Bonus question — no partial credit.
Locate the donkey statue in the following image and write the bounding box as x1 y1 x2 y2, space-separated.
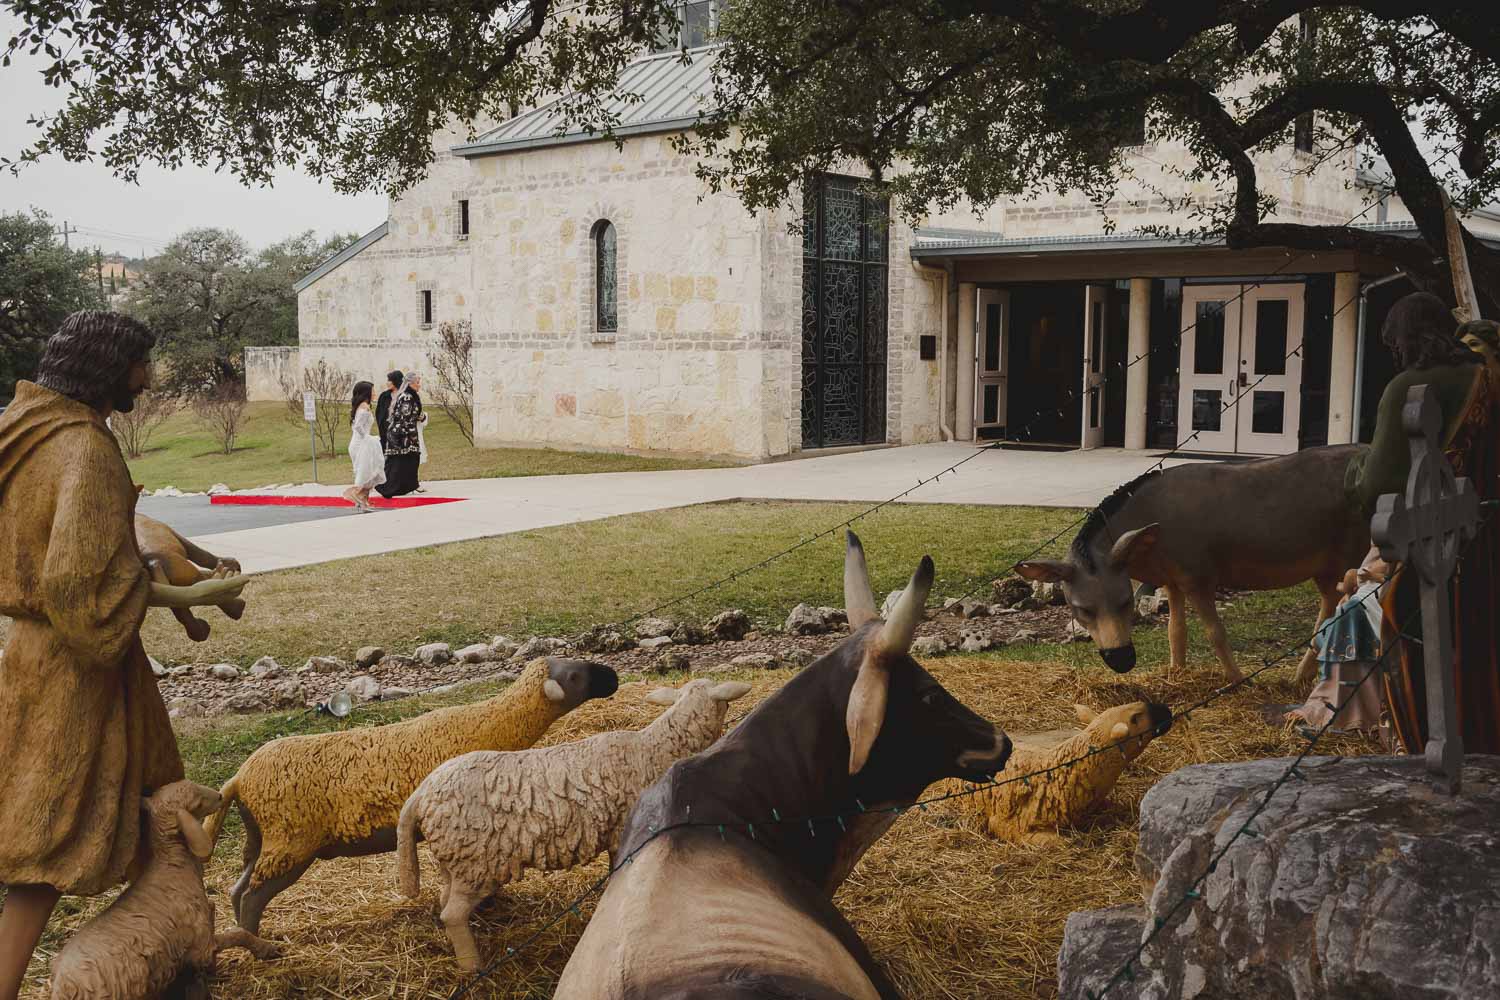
1015 446 1369 684
556 531 1011 999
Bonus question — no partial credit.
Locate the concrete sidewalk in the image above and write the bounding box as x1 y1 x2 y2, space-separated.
189 444 1196 574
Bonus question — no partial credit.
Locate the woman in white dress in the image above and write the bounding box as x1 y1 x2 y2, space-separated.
343 381 386 512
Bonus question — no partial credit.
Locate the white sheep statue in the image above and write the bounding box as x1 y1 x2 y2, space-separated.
396 678 751 970
937 701 1172 846
49 780 280 1000
202 656 619 936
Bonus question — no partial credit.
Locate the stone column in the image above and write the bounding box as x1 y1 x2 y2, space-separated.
1328 271 1360 445
1125 278 1152 450
956 282 976 440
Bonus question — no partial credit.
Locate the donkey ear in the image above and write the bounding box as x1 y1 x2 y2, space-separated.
1108 523 1160 568
846 655 891 775
844 530 879 629
1073 704 1098 725
1014 560 1073 584
177 808 214 861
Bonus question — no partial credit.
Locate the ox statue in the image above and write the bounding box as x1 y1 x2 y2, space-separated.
554 531 1011 999
1015 446 1370 683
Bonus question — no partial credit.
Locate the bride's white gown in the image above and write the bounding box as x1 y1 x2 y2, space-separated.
349 406 387 490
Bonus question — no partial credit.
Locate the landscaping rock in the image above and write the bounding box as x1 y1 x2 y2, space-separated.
1010 629 1040 645
514 636 568 660
912 635 953 657
207 482 230 496
488 635 519 659
155 486 183 498
346 675 382 703
415 642 453 666
1137 589 1170 618
249 656 282 679
653 650 692 674
1031 580 1067 606
380 687 415 702
207 663 241 680
166 696 206 719
781 648 815 669
354 646 385 668
956 599 990 619
149 656 167 678
223 690 270 714
990 576 1032 608
1062 619 1091 643
958 628 995 653
670 622 709 646
704 609 750 641
942 597 962 613
785 603 833 635
730 652 781 670
378 654 418 671
1060 755 1500 1000
634 617 677 640
167 664 193 678
816 606 848 627
455 643 492 664
880 589 904 619
272 679 305 708
572 626 634 655
988 604 1021 616
301 655 346 674
637 635 674 650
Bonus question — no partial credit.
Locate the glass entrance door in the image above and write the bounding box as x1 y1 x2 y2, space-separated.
1176 283 1304 454
974 289 1009 438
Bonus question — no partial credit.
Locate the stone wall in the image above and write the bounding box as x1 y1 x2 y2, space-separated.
245 346 299 401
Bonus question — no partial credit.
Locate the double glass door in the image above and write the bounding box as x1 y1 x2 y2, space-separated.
1177 283 1304 454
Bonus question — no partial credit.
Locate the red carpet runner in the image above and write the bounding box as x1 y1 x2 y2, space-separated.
209 494 463 509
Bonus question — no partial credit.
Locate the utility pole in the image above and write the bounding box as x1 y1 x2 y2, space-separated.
96 247 105 298
59 220 77 248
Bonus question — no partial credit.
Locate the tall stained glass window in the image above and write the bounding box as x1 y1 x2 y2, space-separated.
593 220 618 333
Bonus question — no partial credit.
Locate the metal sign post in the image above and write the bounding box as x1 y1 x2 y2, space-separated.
303 391 318 483
1370 383 1482 794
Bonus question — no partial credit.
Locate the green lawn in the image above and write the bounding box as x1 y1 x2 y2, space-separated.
121 401 729 491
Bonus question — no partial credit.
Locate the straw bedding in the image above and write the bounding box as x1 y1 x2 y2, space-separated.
23 655 1379 999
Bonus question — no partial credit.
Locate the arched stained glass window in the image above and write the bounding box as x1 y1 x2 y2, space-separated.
593 220 618 333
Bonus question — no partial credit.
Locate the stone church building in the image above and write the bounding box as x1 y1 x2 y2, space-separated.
288 21 1500 461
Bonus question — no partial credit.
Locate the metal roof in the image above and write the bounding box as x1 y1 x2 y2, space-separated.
453 46 719 157
293 222 389 292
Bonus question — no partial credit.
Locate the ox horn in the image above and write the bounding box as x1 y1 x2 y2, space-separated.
844 530 879 629
877 555 933 656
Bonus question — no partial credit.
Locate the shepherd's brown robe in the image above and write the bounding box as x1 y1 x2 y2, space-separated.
0 380 182 895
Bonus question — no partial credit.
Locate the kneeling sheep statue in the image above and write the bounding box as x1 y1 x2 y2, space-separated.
397 678 751 970
49 780 280 1000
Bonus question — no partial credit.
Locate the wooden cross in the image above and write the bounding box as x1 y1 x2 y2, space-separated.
1370 383 1482 794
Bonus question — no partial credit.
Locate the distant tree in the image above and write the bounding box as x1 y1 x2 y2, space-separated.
110 390 176 458
0 208 100 401
425 320 475 445
251 231 359 346
278 358 356 458
691 0 1500 313
2 1 703 195
192 384 248 455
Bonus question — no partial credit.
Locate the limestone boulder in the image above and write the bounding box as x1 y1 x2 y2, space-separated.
249 656 282 679
454 643 493 664
785 603 834 635
990 576 1033 608
488 635 520 659
513 636 568 660
354 646 385 668
149 656 168 678
780 648 816 669
670 621 709 646
1031 580 1067 606
208 663 241 680
637 635 674 651
167 696 206 719
415 642 453 666
730 652 780 670
300 656 346 674
571 626 634 655
1058 755 1500 1000
633 617 677 640
345 675 382 703
705 609 751 642
958 628 996 653
911 635 953 657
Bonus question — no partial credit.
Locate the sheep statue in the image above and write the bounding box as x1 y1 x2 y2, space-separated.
396 678 751 970
203 656 619 936
49 781 280 1000
938 701 1171 846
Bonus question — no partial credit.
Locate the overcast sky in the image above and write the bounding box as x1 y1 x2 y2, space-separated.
0 13 387 259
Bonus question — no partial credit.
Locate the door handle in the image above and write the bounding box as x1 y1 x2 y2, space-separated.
1238 371 1248 387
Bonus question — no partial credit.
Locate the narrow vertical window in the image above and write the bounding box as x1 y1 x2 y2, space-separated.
1294 14 1316 154
593 220 618 333
421 289 434 326
459 199 470 237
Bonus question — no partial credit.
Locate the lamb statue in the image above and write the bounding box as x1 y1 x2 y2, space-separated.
938 701 1172 845
396 678 752 970
49 780 280 1000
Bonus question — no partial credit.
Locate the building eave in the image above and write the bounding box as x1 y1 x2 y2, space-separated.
293 222 389 293
452 115 706 157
